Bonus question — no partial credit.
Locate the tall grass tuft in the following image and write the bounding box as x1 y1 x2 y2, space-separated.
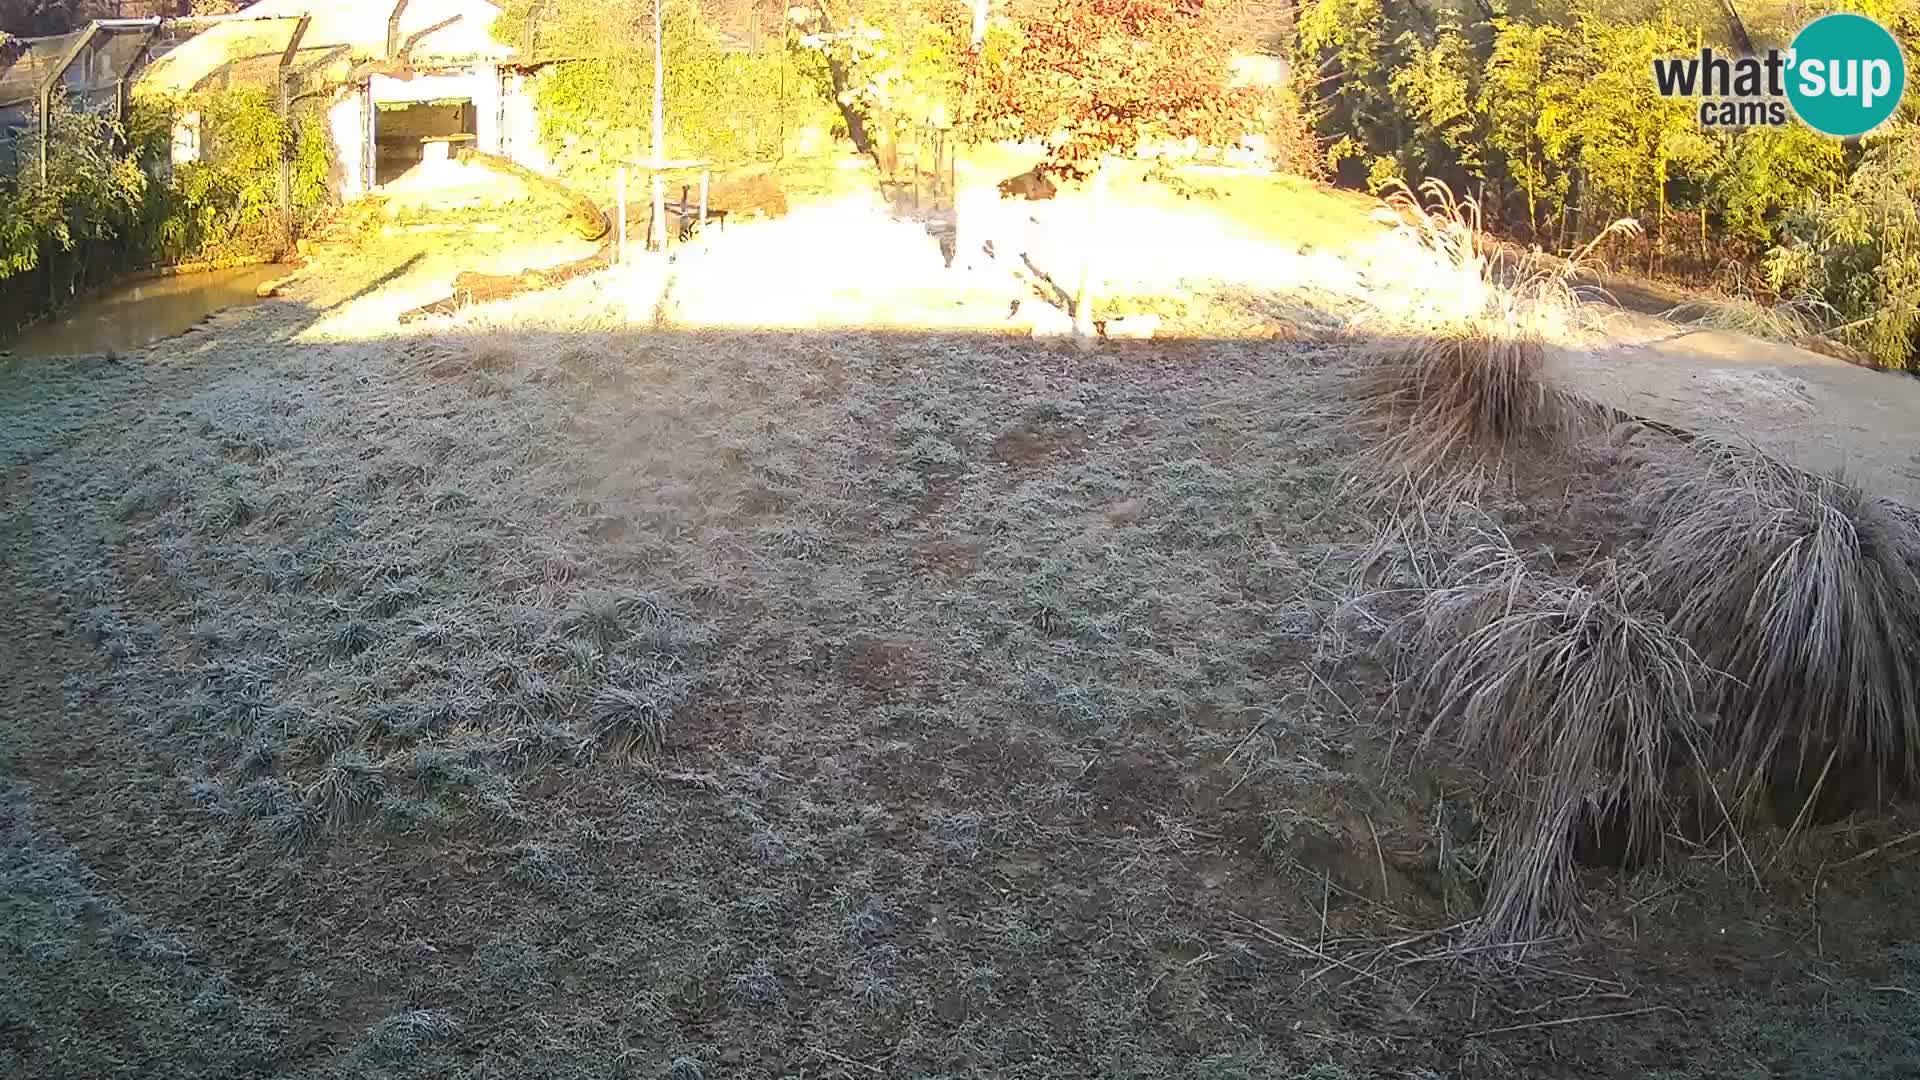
1348 180 1633 497
306 749 387 830
1662 294 1832 344
1635 439 1920 813
1393 533 1714 943
589 670 690 758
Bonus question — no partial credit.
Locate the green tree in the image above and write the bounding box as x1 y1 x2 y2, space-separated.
1769 124 1920 369
1548 11 1701 227
0 96 148 278
1388 19 1482 181
1479 19 1572 234
497 0 829 168
792 1 971 169
1295 0 1426 183
1709 126 1848 248
962 0 1258 178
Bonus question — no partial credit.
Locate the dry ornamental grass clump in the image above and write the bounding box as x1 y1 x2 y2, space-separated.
1347 180 1634 497
1663 294 1832 345
1393 534 1715 943
1634 439 1920 816
1392 440 1920 943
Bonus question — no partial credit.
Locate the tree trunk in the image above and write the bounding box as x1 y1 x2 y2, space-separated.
399 241 615 322
812 0 875 157
1719 0 1756 56
1072 159 1106 341
456 148 609 240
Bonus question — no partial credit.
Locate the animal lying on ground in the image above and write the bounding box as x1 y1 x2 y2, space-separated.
997 167 1058 201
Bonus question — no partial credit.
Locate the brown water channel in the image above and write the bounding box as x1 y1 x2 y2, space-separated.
2 264 283 358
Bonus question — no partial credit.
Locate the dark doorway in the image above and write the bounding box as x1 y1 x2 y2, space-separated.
373 99 476 186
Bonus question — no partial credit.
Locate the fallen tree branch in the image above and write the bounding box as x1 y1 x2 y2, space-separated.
397 240 613 323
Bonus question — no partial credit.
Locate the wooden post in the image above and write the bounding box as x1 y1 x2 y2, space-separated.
386 0 412 59
616 166 627 264
651 172 665 250
649 0 666 251
364 82 376 192
1072 157 1106 341
119 20 165 129
698 170 708 230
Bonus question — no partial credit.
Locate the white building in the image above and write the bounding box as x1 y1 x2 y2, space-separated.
138 0 556 200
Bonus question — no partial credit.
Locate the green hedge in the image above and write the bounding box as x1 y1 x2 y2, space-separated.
0 87 333 283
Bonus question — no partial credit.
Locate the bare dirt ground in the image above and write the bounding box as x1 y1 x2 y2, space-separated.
4 172 1920 1079
1552 311 1920 508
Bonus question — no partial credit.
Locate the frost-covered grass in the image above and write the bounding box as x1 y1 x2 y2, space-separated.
3 200 1916 1080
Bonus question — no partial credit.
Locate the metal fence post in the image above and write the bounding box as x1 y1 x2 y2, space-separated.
39 23 104 183
276 15 312 253
617 166 628 264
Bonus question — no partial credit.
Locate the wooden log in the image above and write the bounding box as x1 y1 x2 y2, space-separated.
453 147 611 242
256 271 301 298
396 240 614 323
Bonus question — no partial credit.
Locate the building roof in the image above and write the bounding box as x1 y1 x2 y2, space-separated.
138 0 515 96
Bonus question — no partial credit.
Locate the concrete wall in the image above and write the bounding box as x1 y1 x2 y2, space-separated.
327 90 366 200
500 72 552 173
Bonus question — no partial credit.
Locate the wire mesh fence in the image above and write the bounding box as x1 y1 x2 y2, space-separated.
0 13 324 332
2 1 836 332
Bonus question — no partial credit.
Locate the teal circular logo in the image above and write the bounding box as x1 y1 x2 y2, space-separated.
1787 13 1907 137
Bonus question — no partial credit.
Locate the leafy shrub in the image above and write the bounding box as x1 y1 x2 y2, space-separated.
0 98 151 279
1765 124 1920 370
139 89 333 262
1296 0 1909 310
960 0 1258 178
1707 126 1847 249
499 0 834 173
0 88 333 284
1264 82 1325 179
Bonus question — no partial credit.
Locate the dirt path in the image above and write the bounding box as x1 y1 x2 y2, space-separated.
1553 311 1920 507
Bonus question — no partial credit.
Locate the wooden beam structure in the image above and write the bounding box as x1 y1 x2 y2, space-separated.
386 0 413 60
116 20 164 126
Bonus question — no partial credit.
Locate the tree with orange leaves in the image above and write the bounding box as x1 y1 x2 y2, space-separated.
960 0 1257 179
955 0 1258 335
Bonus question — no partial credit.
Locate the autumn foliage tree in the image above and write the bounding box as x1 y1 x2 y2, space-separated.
958 0 1258 335
961 0 1257 179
